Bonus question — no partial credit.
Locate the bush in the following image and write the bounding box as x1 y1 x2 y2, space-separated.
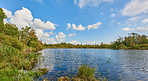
0 33 25 50
77 64 96 80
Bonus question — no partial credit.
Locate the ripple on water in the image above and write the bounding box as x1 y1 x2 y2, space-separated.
37 49 148 81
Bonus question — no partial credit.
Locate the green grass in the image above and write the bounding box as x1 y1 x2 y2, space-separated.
57 65 108 81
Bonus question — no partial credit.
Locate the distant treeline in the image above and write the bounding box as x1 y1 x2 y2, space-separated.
44 33 148 49
111 33 148 49
43 42 111 48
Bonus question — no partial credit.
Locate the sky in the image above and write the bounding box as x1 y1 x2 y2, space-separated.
0 0 148 45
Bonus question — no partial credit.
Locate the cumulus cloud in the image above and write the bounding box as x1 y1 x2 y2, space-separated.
136 27 148 32
3 7 56 30
48 37 57 44
141 18 148 23
72 24 85 31
49 31 54 35
122 27 148 32
56 32 66 42
35 29 57 44
68 41 80 45
68 22 102 31
35 29 49 39
85 41 98 45
121 0 148 16
122 28 134 31
74 0 113 8
9 7 33 29
30 18 56 30
67 23 71 30
68 33 76 37
2 8 12 18
87 22 102 30
110 14 116 17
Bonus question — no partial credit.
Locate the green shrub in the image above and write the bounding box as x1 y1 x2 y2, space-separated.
0 33 25 50
77 64 96 79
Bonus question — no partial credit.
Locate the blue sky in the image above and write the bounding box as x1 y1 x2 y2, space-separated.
0 0 148 44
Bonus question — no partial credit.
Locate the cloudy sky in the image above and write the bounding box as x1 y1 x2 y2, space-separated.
0 0 148 44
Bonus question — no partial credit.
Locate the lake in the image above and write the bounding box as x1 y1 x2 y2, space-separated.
38 49 148 81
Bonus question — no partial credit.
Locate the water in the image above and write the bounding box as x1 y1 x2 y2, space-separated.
38 49 148 81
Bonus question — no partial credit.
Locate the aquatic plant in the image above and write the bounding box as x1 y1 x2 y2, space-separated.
77 64 96 79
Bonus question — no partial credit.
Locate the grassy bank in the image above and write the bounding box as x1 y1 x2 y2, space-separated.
0 35 48 80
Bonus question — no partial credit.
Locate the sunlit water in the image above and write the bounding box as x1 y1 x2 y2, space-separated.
37 49 148 81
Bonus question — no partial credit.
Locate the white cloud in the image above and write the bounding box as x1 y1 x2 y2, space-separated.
88 22 102 30
35 29 57 44
2 8 12 18
67 23 71 30
30 18 56 30
68 33 76 37
48 37 57 44
72 24 85 31
35 29 49 42
122 28 134 31
121 0 148 16
136 27 148 32
85 41 98 45
4 7 56 31
3 19 7 24
56 32 66 42
68 41 80 45
9 7 33 30
49 31 53 35
35 29 49 39
122 27 148 32
110 14 116 17
69 22 102 31
141 18 148 23
74 0 113 8
127 16 144 22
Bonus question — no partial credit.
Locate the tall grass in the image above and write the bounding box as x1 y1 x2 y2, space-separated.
77 64 96 79
58 65 108 81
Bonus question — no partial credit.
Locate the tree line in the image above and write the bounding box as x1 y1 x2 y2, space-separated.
111 33 148 49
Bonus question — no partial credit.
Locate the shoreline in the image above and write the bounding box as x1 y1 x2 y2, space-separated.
43 48 148 50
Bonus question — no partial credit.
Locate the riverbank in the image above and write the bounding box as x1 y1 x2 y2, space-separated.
0 43 48 80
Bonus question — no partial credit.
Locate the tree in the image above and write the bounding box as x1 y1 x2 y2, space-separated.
0 8 7 32
3 23 19 38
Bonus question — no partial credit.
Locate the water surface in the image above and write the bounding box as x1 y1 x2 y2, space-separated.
38 49 148 81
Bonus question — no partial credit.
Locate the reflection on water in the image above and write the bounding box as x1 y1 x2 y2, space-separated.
38 49 148 81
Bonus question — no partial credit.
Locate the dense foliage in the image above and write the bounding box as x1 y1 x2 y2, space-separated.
0 8 7 33
0 8 46 81
111 33 148 49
